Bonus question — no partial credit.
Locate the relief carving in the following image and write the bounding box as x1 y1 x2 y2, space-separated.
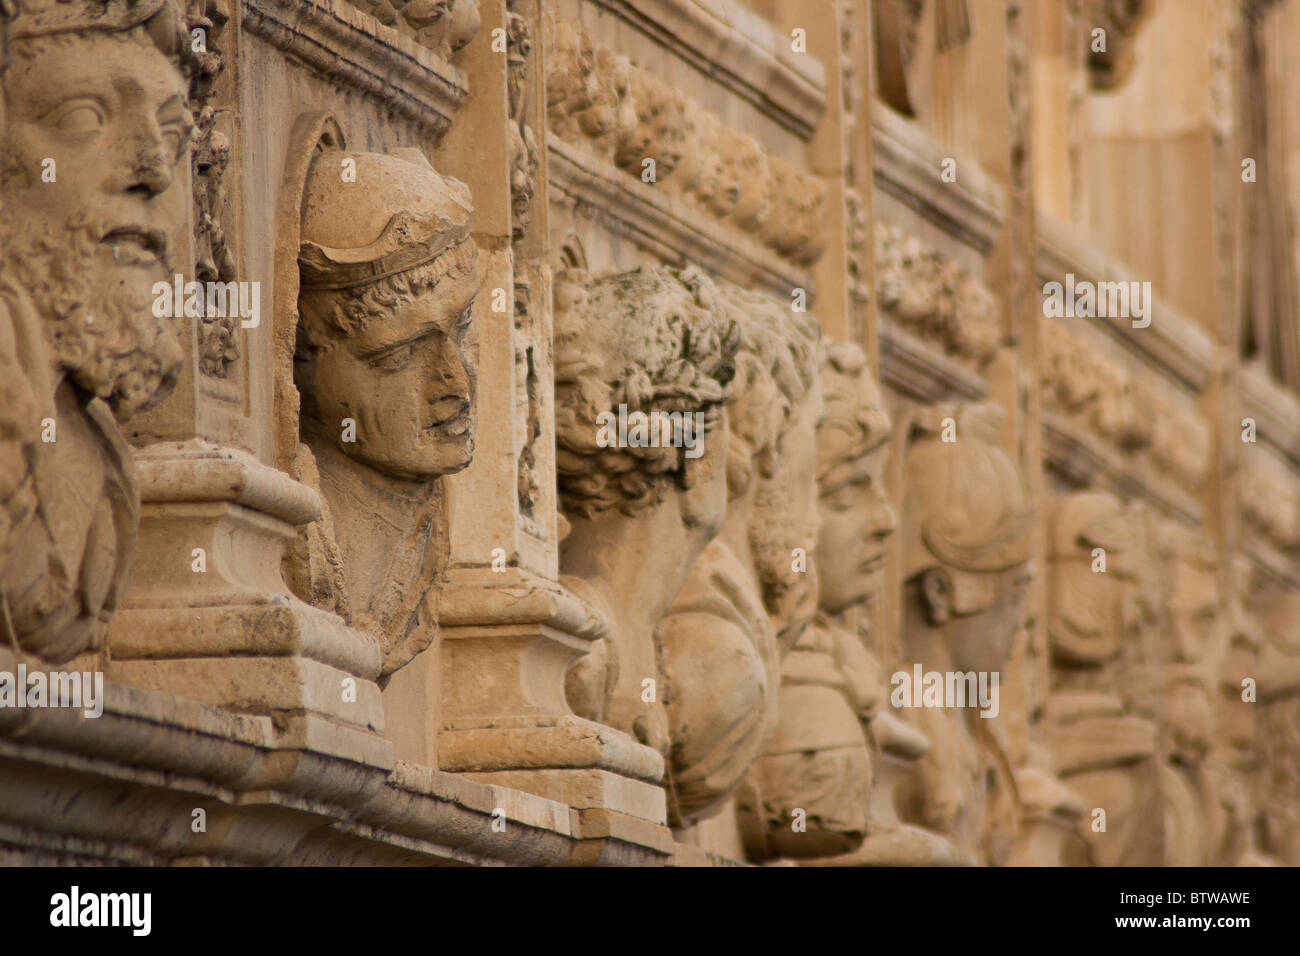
186 0 239 379
544 18 827 267
895 403 1035 863
1042 491 1161 866
290 147 480 679
875 222 1001 368
0 0 191 663
554 266 739 756
658 286 822 827
1155 522 1226 866
351 0 480 60
738 342 897 860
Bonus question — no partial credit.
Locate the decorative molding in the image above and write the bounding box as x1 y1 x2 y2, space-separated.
546 18 828 269
589 0 826 139
1043 412 1203 527
243 0 468 137
871 108 1005 255
344 0 480 59
1242 364 1300 467
874 220 1002 370
878 318 988 402
1041 319 1210 500
547 133 815 300
1037 213 1214 396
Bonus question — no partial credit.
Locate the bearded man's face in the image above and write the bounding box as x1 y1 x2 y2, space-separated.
0 28 190 418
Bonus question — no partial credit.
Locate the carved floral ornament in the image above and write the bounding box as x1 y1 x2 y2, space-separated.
348 0 480 60
873 221 1001 367
545 16 826 267
1040 319 1210 492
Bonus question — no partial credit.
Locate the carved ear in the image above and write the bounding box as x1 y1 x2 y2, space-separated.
921 568 952 624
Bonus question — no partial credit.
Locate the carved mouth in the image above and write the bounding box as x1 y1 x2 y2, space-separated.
100 226 168 267
859 553 886 574
427 396 471 436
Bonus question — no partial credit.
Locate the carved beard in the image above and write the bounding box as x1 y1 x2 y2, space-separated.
2 215 183 419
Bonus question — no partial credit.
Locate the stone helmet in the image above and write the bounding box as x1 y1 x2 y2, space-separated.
299 148 474 293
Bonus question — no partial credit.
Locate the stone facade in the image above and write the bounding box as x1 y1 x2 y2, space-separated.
0 0 1297 867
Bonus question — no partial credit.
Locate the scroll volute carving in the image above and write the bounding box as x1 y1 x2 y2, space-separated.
658 286 823 829
554 267 739 757
285 136 481 681
739 342 897 861
0 0 193 664
894 403 1035 863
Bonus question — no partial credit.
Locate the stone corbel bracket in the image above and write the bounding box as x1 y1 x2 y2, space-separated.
592 0 826 139
437 566 674 865
243 0 469 137
107 440 391 775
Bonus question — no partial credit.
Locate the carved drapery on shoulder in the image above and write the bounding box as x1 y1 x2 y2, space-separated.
739 342 896 861
661 286 823 828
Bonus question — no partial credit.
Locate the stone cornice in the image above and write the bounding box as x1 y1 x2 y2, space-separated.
243 0 468 137
547 133 815 300
1043 411 1204 526
878 318 988 403
871 108 1005 255
589 0 826 139
1241 363 1300 467
0 656 578 866
1036 213 1215 395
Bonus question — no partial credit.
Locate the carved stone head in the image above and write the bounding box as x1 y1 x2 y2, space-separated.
0 0 194 419
901 403 1035 673
296 148 480 482
736 340 894 861
658 284 821 824
614 68 686 176
718 127 769 231
1158 523 1224 764
1047 491 1132 670
719 283 824 648
555 265 738 752
815 341 896 615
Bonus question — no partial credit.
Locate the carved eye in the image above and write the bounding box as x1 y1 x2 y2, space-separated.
825 484 858 512
369 344 413 372
52 102 105 135
159 119 192 160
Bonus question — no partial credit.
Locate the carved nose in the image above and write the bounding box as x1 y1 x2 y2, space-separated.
122 139 173 197
871 495 898 541
428 395 469 426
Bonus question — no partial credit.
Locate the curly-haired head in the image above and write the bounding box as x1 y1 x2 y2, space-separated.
554 266 740 519
707 283 822 499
